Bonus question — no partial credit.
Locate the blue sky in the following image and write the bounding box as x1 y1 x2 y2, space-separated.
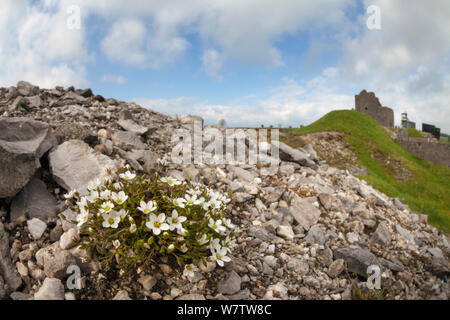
1 0 449 132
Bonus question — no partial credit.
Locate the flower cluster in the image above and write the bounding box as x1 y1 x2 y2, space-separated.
65 166 236 275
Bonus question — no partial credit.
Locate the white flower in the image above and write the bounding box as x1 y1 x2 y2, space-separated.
168 244 175 251
180 243 188 253
208 218 226 234
100 201 114 213
76 209 89 227
113 240 120 249
100 189 112 200
157 157 168 166
64 189 77 199
211 248 231 267
138 200 157 214
172 198 186 208
76 197 88 210
167 210 187 231
160 177 182 186
221 236 236 253
223 218 235 229
197 234 209 245
86 190 99 203
119 171 136 181
146 213 170 235
209 238 221 252
129 224 137 233
112 191 128 205
113 182 123 191
183 264 198 279
102 211 120 229
117 209 128 218
185 194 201 206
87 178 101 191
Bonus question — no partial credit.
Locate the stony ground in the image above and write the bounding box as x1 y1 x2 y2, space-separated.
0 81 449 300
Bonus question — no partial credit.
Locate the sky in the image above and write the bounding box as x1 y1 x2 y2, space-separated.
1 0 449 132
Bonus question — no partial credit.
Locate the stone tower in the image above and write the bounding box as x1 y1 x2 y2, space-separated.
355 90 394 127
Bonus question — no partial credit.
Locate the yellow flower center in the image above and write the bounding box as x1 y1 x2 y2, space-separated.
108 218 114 225
154 221 161 228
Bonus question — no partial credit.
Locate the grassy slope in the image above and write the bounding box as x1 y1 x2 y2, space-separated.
407 128 424 138
286 110 450 232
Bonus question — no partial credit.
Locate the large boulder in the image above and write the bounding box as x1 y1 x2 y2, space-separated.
49 140 117 194
0 118 57 198
111 130 147 150
10 177 57 222
277 142 309 166
333 247 379 277
0 222 22 293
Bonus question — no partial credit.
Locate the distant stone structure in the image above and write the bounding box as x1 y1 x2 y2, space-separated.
422 123 441 140
401 113 416 129
396 129 449 167
355 90 394 127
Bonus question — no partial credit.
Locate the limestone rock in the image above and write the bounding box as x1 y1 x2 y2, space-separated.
49 140 117 195
34 278 65 300
0 118 57 198
10 177 57 222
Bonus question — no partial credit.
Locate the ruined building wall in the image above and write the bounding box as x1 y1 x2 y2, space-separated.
396 129 450 167
355 90 394 127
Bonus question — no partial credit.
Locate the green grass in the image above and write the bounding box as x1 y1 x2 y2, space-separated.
407 128 424 138
286 110 450 233
440 136 449 143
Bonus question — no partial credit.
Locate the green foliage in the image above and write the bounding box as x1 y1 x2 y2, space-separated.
65 166 236 273
407 128 424 138
287 110 450 232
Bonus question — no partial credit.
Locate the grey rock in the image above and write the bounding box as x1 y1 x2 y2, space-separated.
290 196 321 230
118 119 149 135
34 278 64 300
10 291 33 300
26 95 43 108
333 247 379 277
0 118 57 198
183 165 200 182
59 228 79 250
318 193 332 210
248 226 277 242
428 247 444 259
111 130 146 150
17 81 39 96
218 270 241 295
305 224 326 245
138 274 157 291
276 141 309 166
228 166 257 183
10 177 57 222
49 140 117 195
394 224 415 244
0 223 22 292
303 144 318 161
379 258 404 272
35 242 77 278
327 259 346 278
26 218 47 240
277 225 294 241
371 221 391 246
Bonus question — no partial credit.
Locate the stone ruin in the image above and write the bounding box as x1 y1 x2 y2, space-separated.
355 90 394 127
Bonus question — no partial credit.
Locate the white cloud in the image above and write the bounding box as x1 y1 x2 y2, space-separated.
133 75 353 127
0 0 90 88
202 49 224 81
101 74 127 85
